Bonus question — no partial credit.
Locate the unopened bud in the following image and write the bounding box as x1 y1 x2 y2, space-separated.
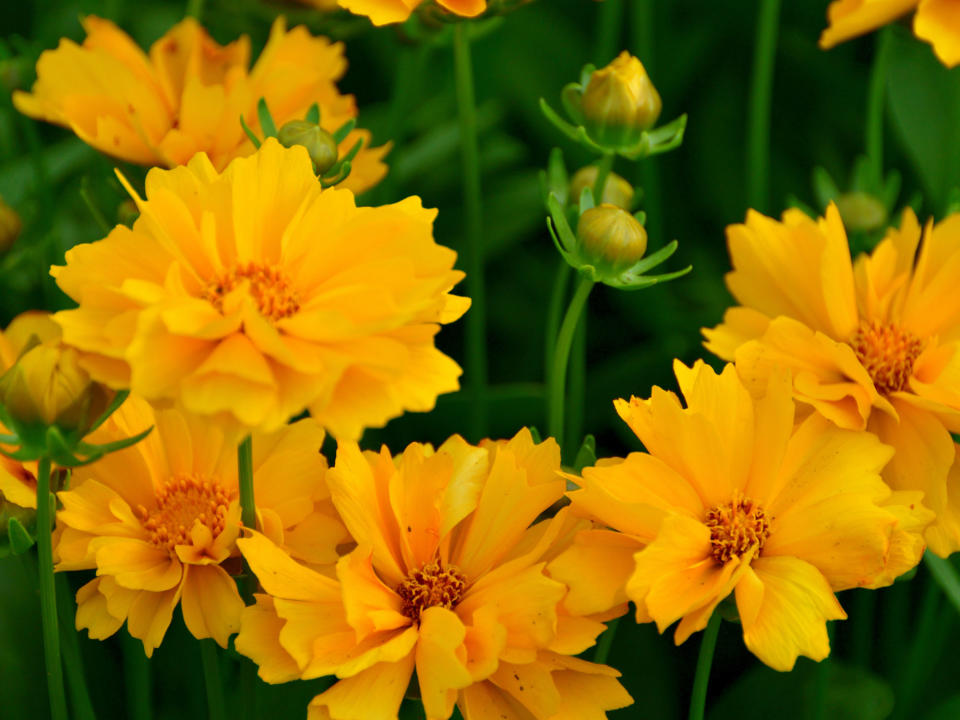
0 196 21 253
834 192 887 233
277 120 339 175
577 203 648 273
582 52 662 146
570 166 635 210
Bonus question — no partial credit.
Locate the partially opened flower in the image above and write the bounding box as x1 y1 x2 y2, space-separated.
52 138 469 438
550 361 931 671
704 205 960 555
55 396 345 656
13 16 387 193
235 429 632 719
820 0 960 69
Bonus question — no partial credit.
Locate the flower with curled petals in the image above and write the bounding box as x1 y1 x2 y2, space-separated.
54 395 346 656
550 361 932 671
235 428 632 720
13 16 387 193
51 138 468 438
704 204 960 555
820 0 960 69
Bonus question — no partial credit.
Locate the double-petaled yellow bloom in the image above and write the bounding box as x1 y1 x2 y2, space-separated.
235 429 632 720
55 396 346 656
51 139 469 438
552 361 931 671
705 205 960 556
821 0 960 68
13 16 387 194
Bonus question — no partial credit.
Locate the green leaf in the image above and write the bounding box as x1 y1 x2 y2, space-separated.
304 103 320 124
239 114 261 149
8 517 34 555
572 434 596 472
332 118 356 145
258 99 278 139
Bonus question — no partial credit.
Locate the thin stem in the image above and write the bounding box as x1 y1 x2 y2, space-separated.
592 153 615 204
453 23 488 440
567 313 587 456
121 630 153 720
592 617 620 665
238 435 255 536
56 573 96 720
594 0 624 64
547 275 595 444
36 456 68 720
688 612 721 720
544 261 571 387
924 551 960 615
894 577 940 718
865 26 893 187
200 640 226 720
746 0 781 213
185 0 205 20
630 0 662 247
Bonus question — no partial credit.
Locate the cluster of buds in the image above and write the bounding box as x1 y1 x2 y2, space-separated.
541 51 686 160
241 100 361 188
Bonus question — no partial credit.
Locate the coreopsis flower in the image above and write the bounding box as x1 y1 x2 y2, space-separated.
55 396 346 656
704 204 960 556
550 361 931 671
13 16 387 194
52 138 469 438
235 429 632 719
820 0 960 68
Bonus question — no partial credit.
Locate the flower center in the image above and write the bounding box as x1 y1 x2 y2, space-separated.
137 473 230 554
203 262 300 322
396 561 467 622
705 494 770 564
849 320 925 396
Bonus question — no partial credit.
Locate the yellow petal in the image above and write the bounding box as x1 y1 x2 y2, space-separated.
915 0 960 67
416 607 473 720
234 595 303 683
820 0 917 48
179 564 243 647
307 651 415 720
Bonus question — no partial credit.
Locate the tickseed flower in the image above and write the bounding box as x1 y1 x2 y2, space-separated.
820 0 960 68
704 204 960 556
55 396 346 656
13 16 387 194
235 429 632 719
550 361 932 671
52 139 469 438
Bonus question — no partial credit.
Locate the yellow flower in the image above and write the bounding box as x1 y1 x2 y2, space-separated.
235 429 632 719
51 138 469 438
704 204 960 556
54 396 346 656
550 361 931 671
820 0 960 69
581 52 662 143
337 0 487 25
13 16 388 194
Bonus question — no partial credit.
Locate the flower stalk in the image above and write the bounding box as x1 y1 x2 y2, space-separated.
547 274 595 445
866 26 893 187
36 455 68 720
687 612 721 720
200 640 226 720
746 0 781 213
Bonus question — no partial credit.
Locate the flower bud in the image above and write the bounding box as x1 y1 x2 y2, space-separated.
577 203 648 274
0 342 112 438
581 52 662 146
0 195 21 254
277 120 339 175
570 166 635 210
834 191 887 233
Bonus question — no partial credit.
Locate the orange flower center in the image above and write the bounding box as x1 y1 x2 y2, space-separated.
705 494 770 564
396 561 467 622
203 263 300 322
849 320 925 396
137 473 230 554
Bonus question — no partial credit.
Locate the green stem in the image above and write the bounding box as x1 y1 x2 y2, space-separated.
544 261 571 388
453 23 488 440
121 631 152 720
567 313 587 456
56 574 96 720
592 153 615 204
592 617 620 665
688 612 721 720
894 577 940 718
547 275 595 445
594 0 624 64
630 0 662 246
200 640 226 720
746 0 781 213
865 26 893 187
924 551 960 615
238 435 255 537
36 456 68 720
185 0 204 20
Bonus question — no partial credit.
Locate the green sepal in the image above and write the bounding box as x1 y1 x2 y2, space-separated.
578 186 595 215
572 434 596 473
8 516 34 555
240 114 262 149
527 427 543 444
305 103 321 125
606 263 692 291
541 148 569 207
619 114 688 160
321 161 353 189
86 389 130 436
560 82 586 127
258 99 277 139
547 193 577 254
332 118 356 145
338 136 364 166
813 166 840 209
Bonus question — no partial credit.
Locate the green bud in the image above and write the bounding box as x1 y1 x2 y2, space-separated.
577 203 648 276
834 191 887 233
570 166 635 210
277 120 339 175
581 52 662 147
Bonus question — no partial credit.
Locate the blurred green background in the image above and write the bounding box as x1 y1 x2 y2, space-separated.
2 1 960 718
